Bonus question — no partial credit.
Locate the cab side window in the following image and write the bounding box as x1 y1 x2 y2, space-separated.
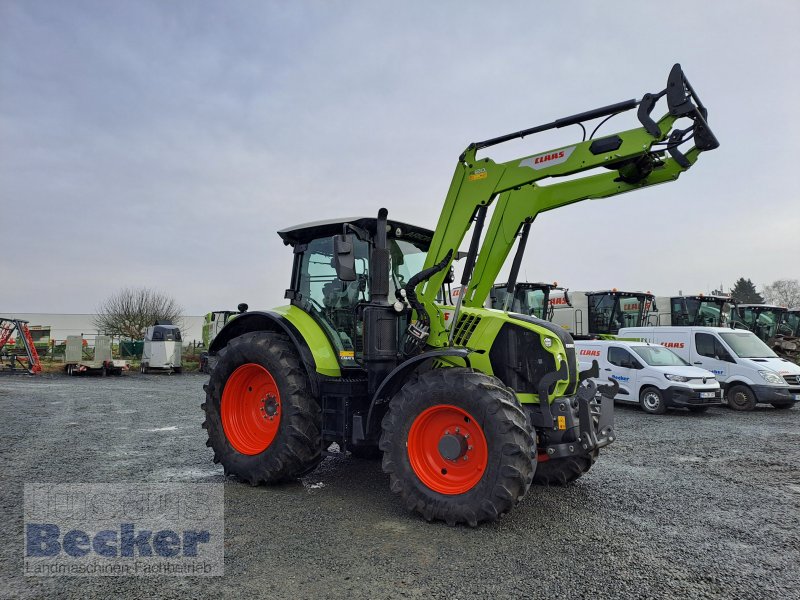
608 347 640 369
695 333 733 362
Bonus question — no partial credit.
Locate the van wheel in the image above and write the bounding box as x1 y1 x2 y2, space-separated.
639 387 666 415
727 385 756 411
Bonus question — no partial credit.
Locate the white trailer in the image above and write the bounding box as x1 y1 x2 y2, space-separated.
65 335 128 376
141 322 183 374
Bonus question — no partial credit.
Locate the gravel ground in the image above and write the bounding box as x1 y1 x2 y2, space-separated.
1 372 798 599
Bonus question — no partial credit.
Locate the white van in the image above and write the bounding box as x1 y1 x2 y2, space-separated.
576 340 721 415
618 326 800 411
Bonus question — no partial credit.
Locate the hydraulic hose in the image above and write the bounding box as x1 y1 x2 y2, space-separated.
404 249 453 327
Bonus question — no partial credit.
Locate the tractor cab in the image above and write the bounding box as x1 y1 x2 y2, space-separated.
781 309 800 337
278 217 434 367
489 282 569 321
669 294 734 327
732 304 788 341
586 290 657 335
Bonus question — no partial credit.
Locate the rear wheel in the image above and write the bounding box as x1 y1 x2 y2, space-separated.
380 368 535 526
202 332 322 484
727 385 756 411
639 387 667 415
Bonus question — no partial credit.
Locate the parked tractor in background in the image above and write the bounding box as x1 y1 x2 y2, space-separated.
489 282 570 321
782 308 800 337
202 64 718 525
733 304 800 363
550 289 657 337
199 305 247 374
655 294 735 327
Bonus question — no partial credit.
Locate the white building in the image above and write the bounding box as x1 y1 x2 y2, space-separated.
0 313 205 345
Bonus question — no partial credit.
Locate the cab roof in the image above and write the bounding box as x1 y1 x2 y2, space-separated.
277 217 434 248
672 294 732 301
737 304 786 310
587 290 654 297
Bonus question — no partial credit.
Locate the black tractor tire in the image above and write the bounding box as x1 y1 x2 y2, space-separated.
771 402 794 410
687 405 710 413
727 385 757 411
202 332 322 484
533 450 598 486
639 386 667 415
380 368 535 527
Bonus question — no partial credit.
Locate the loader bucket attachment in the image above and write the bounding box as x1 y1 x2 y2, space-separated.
637 63 719 166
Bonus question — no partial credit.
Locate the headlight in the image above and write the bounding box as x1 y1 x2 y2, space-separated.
758 370 785 385
664 374 690 382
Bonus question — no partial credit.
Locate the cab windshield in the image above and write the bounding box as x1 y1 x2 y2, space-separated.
389 238 427 298
719 331 777 359
491 287 547 318
671 298 730 326
783 312 800 336
632 345 689 367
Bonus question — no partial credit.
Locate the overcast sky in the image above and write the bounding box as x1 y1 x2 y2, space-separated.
1 1 798 315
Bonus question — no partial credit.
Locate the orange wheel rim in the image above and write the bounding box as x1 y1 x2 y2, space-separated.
221 363 281 455
407 404 488 495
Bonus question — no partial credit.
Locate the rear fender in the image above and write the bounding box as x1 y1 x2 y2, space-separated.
208 308 341 397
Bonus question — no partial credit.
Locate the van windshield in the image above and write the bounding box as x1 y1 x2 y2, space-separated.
719 332 777 358
632 345 689 367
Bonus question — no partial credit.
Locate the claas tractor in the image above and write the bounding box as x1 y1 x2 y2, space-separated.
489 282 570 321
202 64 718 525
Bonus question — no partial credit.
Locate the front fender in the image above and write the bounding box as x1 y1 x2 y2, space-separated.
364 348 472 436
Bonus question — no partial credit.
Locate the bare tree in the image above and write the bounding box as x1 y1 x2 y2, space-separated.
94 287 185 339
762 279 800 308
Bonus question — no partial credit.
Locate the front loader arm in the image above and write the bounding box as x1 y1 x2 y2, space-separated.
463 145 700 307
411 64 717 346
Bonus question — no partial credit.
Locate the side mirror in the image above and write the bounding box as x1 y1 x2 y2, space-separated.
333 234 356 282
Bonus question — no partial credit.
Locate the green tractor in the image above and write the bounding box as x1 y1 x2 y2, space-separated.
203 64 718 525
199 306 247 374
488 282 569 321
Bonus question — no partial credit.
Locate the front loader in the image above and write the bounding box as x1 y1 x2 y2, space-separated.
202 64 718 525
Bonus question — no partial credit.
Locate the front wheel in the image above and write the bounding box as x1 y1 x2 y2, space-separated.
727 385 756 411
202 332 322 484
380 368 535 526
639 387 667 415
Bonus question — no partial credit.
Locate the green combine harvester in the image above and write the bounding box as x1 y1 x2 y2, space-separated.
202 64 719 525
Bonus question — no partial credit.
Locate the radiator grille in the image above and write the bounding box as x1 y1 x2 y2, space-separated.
452 313 481 346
